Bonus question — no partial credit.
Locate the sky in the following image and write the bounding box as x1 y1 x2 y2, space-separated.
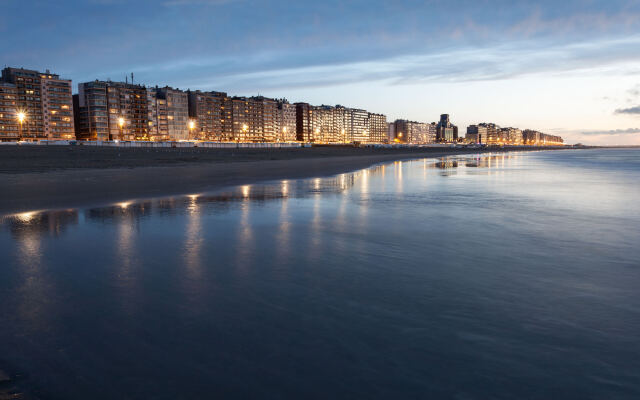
2 0 640 145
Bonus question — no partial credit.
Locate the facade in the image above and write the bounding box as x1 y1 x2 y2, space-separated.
229 97 265 142
146 88 169 141
0 83 18 141
254 97 278 142
475 123 501 145
76 80 149 141
523 129 563 145
466 125 488 144
350 108 369 143
157 87 189 141
522 129 540 145
188 90 228 141
333 106 348 143
368 113 387 143
295 102 312 142
1 67 74 141
503 127 523 145
393 120 436 144
276 100 297 141
540 134 563 145
436 114 458 143
75 81 109 141
41 74 75 140
387 122 395 143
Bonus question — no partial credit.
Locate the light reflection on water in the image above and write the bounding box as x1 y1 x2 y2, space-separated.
0 150 639 399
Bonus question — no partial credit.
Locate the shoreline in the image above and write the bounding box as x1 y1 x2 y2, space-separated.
0 147 569 214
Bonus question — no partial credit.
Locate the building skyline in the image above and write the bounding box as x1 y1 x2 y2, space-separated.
0 66 563 145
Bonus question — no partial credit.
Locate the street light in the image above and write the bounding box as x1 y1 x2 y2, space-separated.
242 124 248 142
189 120 196 140
17 111 25 141
118 117 125 141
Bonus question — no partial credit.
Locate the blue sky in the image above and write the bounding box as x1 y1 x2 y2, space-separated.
2 0 640 144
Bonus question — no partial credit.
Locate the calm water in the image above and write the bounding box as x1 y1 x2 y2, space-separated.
1 149 639 399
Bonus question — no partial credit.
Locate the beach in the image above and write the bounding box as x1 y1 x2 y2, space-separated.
0 145 565 214
1 148 638 399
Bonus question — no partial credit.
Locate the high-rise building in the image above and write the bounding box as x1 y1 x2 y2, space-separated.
436 114 458 142
1 67 75 141
276 100 297 141
368 113 387 143
466 125 488 144
146 88 169 141
522 129 540 145
310 105 338 143
295 102 312 142
393 120 436 144
254 96 278 142
228 97 266 142
502 127 523 145
0 82 18 141
334 105 350 143
474 123 501 145
75 80 149 141
387 122 396 143
350 108 369 143
522 129 563 145
188 90 229 141
157 87 189 141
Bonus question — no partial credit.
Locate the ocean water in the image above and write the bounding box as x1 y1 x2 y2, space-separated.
0 149 639 399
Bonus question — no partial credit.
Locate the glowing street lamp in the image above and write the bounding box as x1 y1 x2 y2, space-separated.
189 119 196 140
16 111 26 141
117 117 125 141
241 124 248 142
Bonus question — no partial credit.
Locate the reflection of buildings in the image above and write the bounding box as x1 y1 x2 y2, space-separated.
420 154 515 170
84 201 154 224
434 160 459 169
0 165 380 241
1 210 79 239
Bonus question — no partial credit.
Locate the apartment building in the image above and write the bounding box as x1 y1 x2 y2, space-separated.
0 82 18 141
1 67 74 141
276 100 297 142
157 87 189 141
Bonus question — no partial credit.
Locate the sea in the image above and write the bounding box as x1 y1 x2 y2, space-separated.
0 148 639 399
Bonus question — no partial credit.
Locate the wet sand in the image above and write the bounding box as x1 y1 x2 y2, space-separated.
0 146 565 214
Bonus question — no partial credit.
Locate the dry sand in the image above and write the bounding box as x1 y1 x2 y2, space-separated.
0 145 565 214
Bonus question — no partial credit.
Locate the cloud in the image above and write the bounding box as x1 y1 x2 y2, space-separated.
627 84 640 98
580 128 640 135
615 106 640 115
163 35 640 92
